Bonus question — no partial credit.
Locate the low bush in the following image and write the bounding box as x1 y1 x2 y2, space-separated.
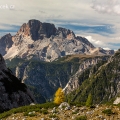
49 114 57 118
72 111 78 114
75 115 87 120
41 109 48 114
102 109 113 116
90 105 96 108
24 112 36 117
0 102 56 119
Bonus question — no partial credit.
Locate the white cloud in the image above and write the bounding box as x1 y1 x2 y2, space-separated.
0 24 14 30
103 47 111 50
92 0 120 15
85 36 105 46
85 35 119 50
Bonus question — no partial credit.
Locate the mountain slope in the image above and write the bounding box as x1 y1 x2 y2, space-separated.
0 19 114 61
0 54 35 113
6 55 109 103
66 49 120 104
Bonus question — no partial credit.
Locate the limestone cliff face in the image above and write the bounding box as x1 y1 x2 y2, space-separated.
63 56 109 94
0 54 35 113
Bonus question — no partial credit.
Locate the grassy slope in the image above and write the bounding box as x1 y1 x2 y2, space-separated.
0 102 120 120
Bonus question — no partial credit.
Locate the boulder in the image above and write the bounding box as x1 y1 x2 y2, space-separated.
58 102 70 109
113 97 120 104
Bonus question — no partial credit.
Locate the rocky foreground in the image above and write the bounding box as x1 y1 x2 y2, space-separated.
2 103 120 120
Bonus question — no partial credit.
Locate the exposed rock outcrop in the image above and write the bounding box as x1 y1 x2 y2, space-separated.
17 19 56 40
76 36 94 48
113 97 120 104
0 54 35 113
89 47 114 55
56 27 75 39
63 56 109 94
0 33 13 56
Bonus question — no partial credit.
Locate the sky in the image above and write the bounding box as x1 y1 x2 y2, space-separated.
0 0 120 50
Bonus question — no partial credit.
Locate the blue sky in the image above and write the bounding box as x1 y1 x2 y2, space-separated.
0 0 120 50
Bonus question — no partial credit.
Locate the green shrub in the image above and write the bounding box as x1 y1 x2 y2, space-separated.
72 111 78 114
117 103 120 107
0 102 56 119
90 105 96 108
49 114 57 118
102 109 113 116
42 109 48 114
76 104 82 107
75 115 87 120
23 112 29 116
24 111 37 117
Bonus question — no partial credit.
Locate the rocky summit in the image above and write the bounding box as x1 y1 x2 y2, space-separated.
17 19 56 40
0 54 35 113
0 19 114 61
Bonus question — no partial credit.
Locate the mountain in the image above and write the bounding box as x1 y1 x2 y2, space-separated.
0 19 116 104
0 19 114 61
66 49 120 104
0 54 35 113
6 54 110 103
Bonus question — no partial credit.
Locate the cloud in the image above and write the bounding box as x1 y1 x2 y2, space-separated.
108 43 120 46
0 32 16 37
85 36 105 46
0 24 20 36
103 47 111 50
56 23 115 36
85 35 120 50
0 24 19 30
92 0 120 15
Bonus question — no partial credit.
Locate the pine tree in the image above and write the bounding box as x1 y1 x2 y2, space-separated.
54 87 65 105
86 93 93 107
